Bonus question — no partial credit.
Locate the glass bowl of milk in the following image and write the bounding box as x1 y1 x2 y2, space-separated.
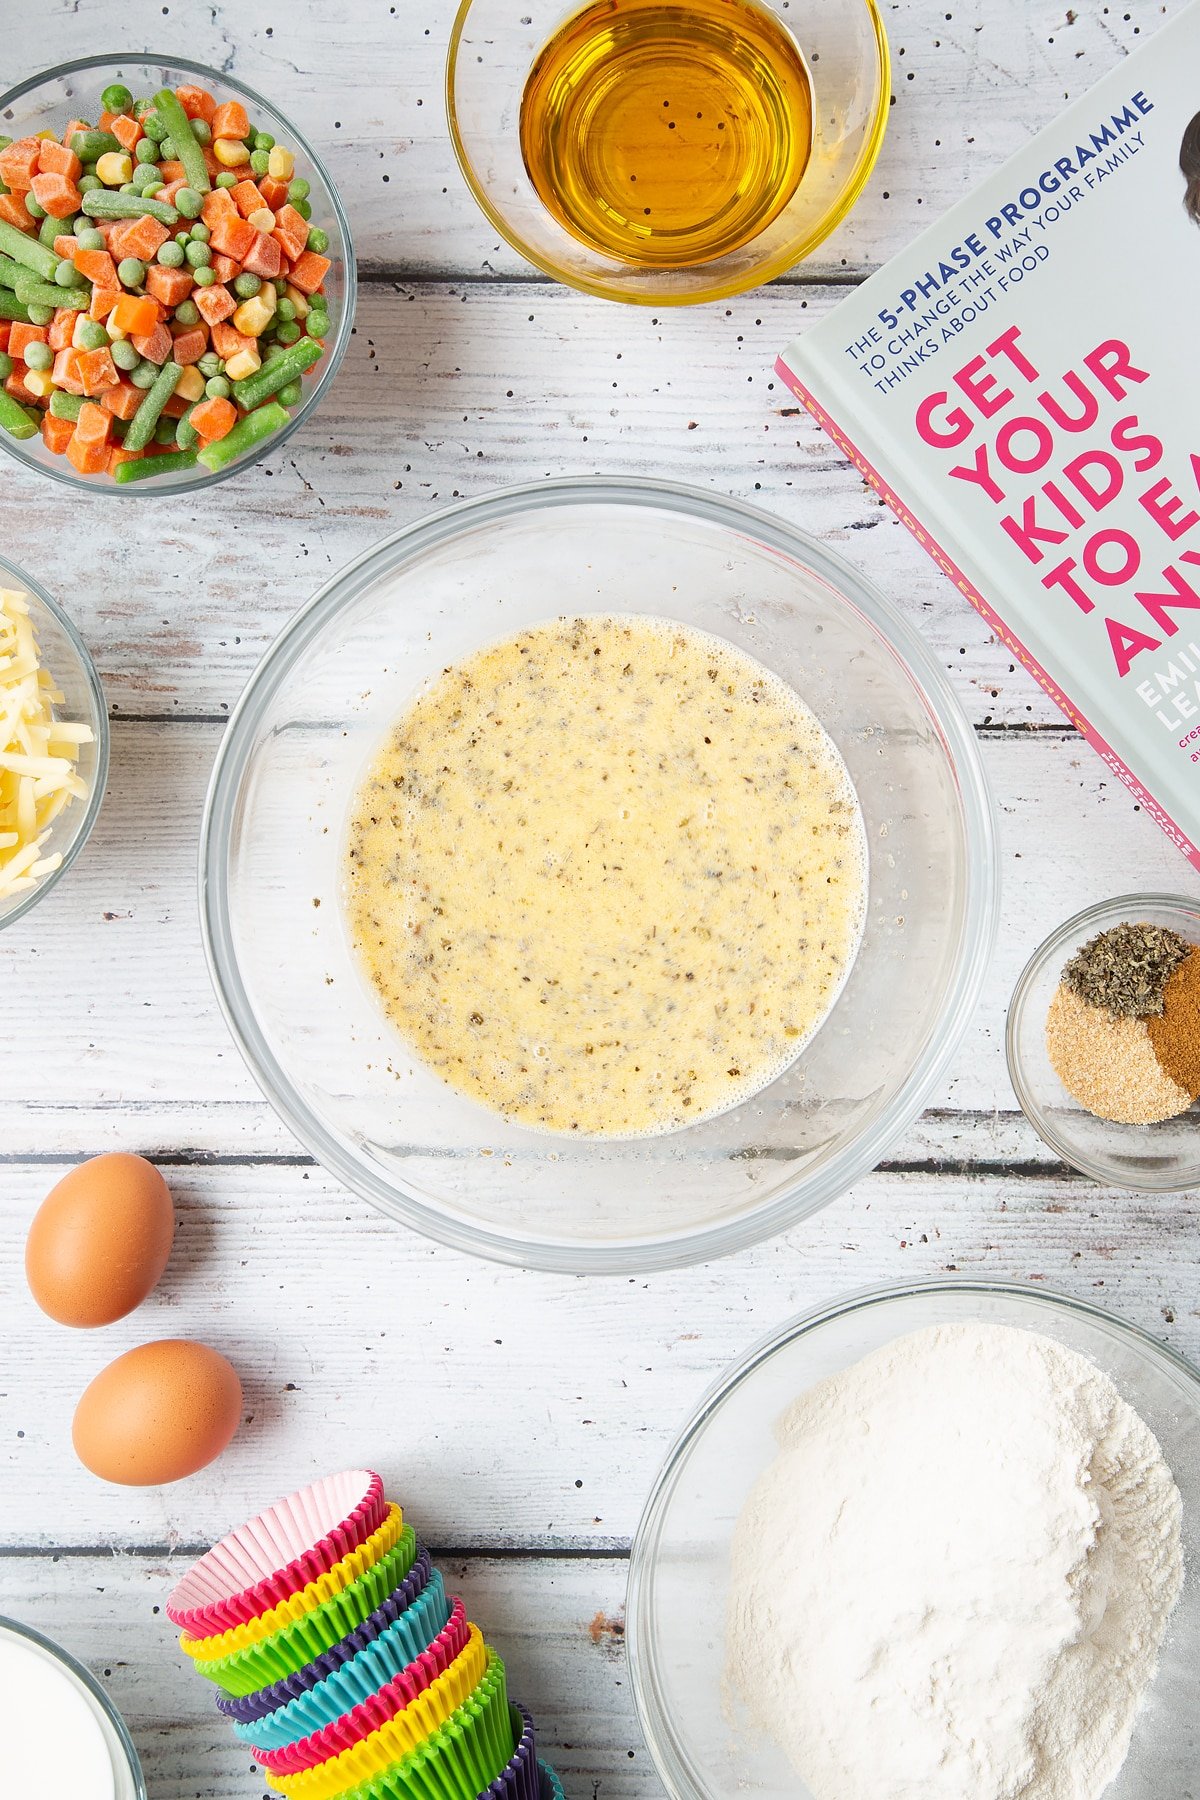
0 1616 146 1800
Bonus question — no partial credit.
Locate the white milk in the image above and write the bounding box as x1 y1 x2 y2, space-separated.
0 1620 142 1800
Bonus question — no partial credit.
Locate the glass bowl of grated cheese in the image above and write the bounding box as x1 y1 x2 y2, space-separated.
0 557 108 930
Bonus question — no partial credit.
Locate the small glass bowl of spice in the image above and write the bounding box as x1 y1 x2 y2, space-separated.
1007 894 1200 1191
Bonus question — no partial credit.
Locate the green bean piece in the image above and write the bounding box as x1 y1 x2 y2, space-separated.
0 254 24 289
12 272 88 311
196 399 289 472
0 351 11 380
26 303 53 326
111 337 140 371
70 129 122 163
38 214 62 250
0 388 38 439
124 359 182 451
49 388 85 420
23 341 52 373
176 405 200 451
229 338 320 411
80 191 179 225
101 83 134 114
191 119 212 146
152 90 212 195
113 448 198 483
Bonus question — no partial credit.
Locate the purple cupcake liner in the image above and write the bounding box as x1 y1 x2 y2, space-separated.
483 1706 539 1800
217 1548 435 1725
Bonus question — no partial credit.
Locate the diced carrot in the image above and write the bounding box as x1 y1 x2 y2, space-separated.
169 325 208 365
41 411 75 455
193 282 236 326
271 204 309 263
0 195 35 233
201 187 238 230
111 293 160 337
144 263 195 308
189 395 237 442
132 320 173 365
109 215 170 263
110 114 143 153
175 84 217 124
231 180 265 218
53 234 79 259
210 252 241 282
9 322 49 361
73 247 118 287
209 214 257 262
37 139 82 181
98 109 117 132
211 100 250 142
211 321 255 359
30 172 81 220
107 445 144 475
161 393 189 419
89 285 121 322
101 378 144 421
65 432 109 475
258 176 289 210
49 308 77 351
156 161 187 185
51 347 84 393
242 232 282 280
76 346 119 394
286 250 331 296
0 137 41 191
74 400 112 445
0 322 9 351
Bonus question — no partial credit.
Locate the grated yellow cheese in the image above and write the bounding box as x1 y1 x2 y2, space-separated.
0 588 94 902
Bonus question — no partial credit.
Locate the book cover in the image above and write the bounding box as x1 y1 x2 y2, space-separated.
777 1 1200 871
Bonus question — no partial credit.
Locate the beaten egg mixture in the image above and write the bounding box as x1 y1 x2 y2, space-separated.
344 615 866 1136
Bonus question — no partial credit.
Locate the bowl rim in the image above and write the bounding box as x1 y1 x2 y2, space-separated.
199 475 999 1273
444 0 891 306
0 1613 148 1798
0 52 356 497
0 554 109 932
1006 891 1200 1193
625 1273 1200 1800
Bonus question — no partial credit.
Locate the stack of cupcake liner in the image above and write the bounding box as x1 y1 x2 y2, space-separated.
167 1470 563 1800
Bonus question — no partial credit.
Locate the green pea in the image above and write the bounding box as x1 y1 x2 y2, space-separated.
55 259 85 288
158 136 177 161
77 173 102 195
306 227 328 255
142 111 168 142
24 192 46 220
26 303 53 326
233 272 261 298
307 312 328 341
130 358 159 388
77 320 110 351
133 98 153 119
111 337 140 370
143 182 164 198
287 179 310 204
275 320 301 346
193 265 216 286
189 221 210 243
173 298 200 326
118 256 146 287
204 375 231 399
157 240 185 268
253 131 275 152
75 227 106 252
24 340 53 372
215 171 237 189
249 150 269 177
175 187 203 220
132 161 160 190
101 83 133 113
135 136 159 165
197 352 222 377
295 199 312 222
276 378 303 406
275 297 296 323
0 352 11 380
0 136 12 153
184 240 210 267
154 413 177 445
190 118 212 146
38 214 61 249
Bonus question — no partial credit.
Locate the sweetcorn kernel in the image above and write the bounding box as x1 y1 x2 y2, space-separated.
95 151 133 187
231 294 275 338
266 146 294 181
213 137 248 168
173 365 206 401
247 208 275 234
283 282 309 318
22 369 54 398
223 346 261 381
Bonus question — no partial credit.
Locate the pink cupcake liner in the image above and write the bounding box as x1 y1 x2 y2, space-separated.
252 1600 471 1775
167 1470 386 1635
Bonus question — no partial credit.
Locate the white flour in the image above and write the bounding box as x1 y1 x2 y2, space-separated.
725 1323 1183 1800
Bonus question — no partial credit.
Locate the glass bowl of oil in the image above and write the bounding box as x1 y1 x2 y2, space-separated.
446 0 890 305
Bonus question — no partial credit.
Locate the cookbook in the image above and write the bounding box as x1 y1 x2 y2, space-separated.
777 1 1200 870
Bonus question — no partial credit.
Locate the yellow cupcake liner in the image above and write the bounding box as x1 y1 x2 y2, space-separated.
338 1654 512 1800
266 1626 490 1800
182 1506 404 1660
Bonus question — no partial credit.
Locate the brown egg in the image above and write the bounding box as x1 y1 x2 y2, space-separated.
25 1153 174 1327
72 1340 242 1486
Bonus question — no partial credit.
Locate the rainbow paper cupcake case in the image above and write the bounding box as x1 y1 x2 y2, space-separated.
169 1471 564 1800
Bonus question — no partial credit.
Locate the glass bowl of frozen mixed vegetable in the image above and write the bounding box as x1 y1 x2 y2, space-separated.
0 56 354 492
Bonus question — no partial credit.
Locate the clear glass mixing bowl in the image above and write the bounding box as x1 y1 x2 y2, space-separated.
0 1615 147 1800
627 1279 1200 1800
200 479 997 1272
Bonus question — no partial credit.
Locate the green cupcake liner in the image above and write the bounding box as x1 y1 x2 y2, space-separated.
339 1652 513 1800
195 1528 418 1697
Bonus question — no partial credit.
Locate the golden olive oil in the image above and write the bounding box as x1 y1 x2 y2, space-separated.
519 0 814 269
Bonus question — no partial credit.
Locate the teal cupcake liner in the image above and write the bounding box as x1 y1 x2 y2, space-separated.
195 1529 418 1697
339 1651 512 1800
233 1572 452 1750
538 1764 564 1800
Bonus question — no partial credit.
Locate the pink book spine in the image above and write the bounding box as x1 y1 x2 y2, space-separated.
774 355 1200 876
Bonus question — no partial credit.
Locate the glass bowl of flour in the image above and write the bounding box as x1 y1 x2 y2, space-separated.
628 1278 1200 1800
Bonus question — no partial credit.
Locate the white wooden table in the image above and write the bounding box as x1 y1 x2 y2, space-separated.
1 2 1196 1794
